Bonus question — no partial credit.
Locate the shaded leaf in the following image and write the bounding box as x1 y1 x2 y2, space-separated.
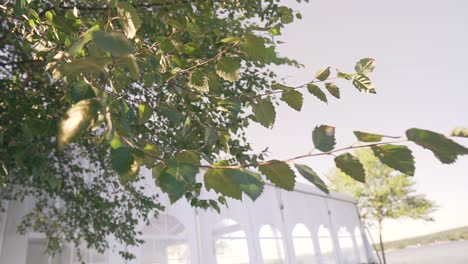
252 99 276 128
406 128 468 164
259 161 296 191
372 145 415 176
205 161 264 201
215 57 241 82
295 164 329 194
312 125 336 152
281 89 303 111
354 131 383 142
69 81 95 103
116 1 142 39
60 57 112 77
324 83 340 99
159 159 198 203
92 31 134 56
352 74 376 94
204 127 218 147
111 147 140 180
205 161 242 200
334 153 366 183
315 67 330 81
307 83 327 103
231 169 264 201
58 99 100 149
355 58 375 75
243 34 268 60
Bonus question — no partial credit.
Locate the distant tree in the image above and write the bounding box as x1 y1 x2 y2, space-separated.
328 148 437 264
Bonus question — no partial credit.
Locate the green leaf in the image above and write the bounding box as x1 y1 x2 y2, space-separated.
92 31 134 56
205 161 264 201
334 153 366 183
279 6 294 24
204 127 218 147
451 127 468 138
215 57 241 82
252 99 276 128
69 81 96 103
116 54 139 79
175 150 201 166
337 70 354 80
324 83 340 99
116 1 142 39
58 99 100 149
352 74 376 94
406 128 468 164
354 131 383 142
60 57 113 77
355 58 376 75
281 89 303 111
230 169 264 201
307 83 327 103
371 145 415 176
295 164 329 194
137 103 152 124
312 125 336 152
272 83 294 91
243 34 268 61
111 147 134 175
188 70 209 92
205 161 242 200
68 24 101 56
315 67 330 81
159 159 198 203
259 161 296 191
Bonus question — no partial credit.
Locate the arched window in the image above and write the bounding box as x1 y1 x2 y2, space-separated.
259 224 286 264
354 226 367 263
337 227 356 264
318 225 336 264
140 215 191 264
292 223 317 264
213 219 249 264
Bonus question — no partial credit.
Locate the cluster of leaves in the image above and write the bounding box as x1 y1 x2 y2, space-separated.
0 0 467 259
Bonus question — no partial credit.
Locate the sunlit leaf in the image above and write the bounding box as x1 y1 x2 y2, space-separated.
68 24 101 56
451 127 468 138
188 70 209 92
315 67 330 81
355 58 375 75
352 74 376 94
58 99 100 149
159 159 198 203
116 1 142 39
216 57 241 82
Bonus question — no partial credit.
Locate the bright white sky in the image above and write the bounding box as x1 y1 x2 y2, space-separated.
247 0 468 242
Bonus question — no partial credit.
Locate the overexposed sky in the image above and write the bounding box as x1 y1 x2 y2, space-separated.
247 0 468 241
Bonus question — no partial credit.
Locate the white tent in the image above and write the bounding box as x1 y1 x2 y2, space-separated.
0 169 376 264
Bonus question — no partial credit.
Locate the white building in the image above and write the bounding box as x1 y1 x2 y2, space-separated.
0 171 376 264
